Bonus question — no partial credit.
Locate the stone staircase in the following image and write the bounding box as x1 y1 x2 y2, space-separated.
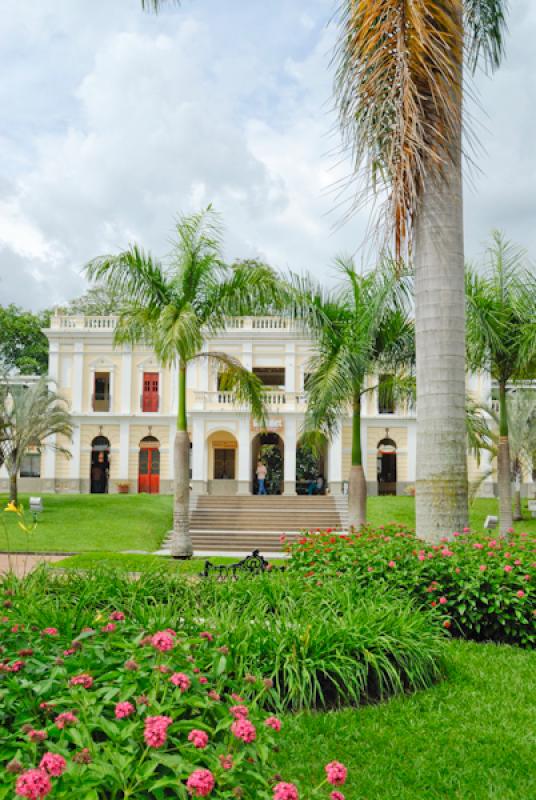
187 495 348 555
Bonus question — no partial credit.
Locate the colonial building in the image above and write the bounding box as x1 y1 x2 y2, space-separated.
1 313 501 498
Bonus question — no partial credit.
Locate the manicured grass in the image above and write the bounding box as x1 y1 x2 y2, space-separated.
1 493 535 553
0 493 172 552
276 639 536 799
50 551 272 573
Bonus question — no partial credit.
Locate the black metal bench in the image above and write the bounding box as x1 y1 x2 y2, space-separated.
199 550 276 579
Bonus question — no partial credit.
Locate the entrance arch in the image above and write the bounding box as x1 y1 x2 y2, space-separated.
90 436 110 494
296 435 327 495
377 437 397 496
138 436 160 494
252 433 284 495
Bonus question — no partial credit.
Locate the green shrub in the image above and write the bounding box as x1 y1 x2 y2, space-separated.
1 569 445 712
285 525 535 647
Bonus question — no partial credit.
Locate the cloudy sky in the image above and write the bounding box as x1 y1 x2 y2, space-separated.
1 0 535 311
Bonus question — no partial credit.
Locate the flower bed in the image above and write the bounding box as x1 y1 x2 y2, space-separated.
0 609 348 799
285 525 535 647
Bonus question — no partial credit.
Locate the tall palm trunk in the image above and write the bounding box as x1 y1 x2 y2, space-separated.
513 465 522 521
9 471 18 506
348 391 366 530
414 135 468 542
497 381 513 534
169 361 193 558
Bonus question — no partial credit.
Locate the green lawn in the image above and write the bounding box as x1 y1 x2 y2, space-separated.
50 552 273 573
277 640 536 800
1 493 535 553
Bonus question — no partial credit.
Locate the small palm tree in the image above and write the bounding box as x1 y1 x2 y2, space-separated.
86 207 277 557
334 1 509 541
0 378 73 505
466 231 536 534
468 390 536 520
296 259 414 529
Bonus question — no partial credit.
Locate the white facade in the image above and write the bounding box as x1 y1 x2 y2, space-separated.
0 313 508 498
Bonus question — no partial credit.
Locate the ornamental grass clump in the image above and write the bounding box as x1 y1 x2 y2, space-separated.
286 525 535 647
0 603 348 799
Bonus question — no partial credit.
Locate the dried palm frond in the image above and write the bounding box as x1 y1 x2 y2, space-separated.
334 0 463 256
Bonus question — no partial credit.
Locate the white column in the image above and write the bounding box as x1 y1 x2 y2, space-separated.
109 369 115 414
283 415 297 495
72 342 84 413
191 417 206 494
70 425 81 484
43 434 56 492
242 342 253 372
285 343 296 393
119 421 129 482
48 341 59 383
328 426 343 494
237 415 252 494
89 366 95 412
121 346 132 414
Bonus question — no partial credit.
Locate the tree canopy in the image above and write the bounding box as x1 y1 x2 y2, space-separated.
0 305 51 375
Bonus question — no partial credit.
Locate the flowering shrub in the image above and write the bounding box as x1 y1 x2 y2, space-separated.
0 606 347 798
286 525 535 647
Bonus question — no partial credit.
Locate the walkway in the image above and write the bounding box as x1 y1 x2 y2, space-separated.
0 553 65 578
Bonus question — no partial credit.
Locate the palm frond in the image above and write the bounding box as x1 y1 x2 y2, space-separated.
195 352 268 426
334 0 463 254
465 0 509 73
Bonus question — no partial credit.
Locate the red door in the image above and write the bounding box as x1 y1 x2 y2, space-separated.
138 446 160 494
142 372 159 412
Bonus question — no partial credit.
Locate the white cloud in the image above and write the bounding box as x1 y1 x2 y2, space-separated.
0 0 535 310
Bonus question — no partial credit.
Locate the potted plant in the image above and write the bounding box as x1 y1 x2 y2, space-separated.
116 482 130 494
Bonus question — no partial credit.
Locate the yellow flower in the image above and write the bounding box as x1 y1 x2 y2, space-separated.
4 501 18 513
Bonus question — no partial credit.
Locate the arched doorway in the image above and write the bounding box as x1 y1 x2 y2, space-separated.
296 435 327 495
377 437 397 496
252 433 284 495
90 436 110 494
138 436 160 494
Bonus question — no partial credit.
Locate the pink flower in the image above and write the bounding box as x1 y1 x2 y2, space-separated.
115 701 135 719
42 628 58 637
199 676 208 684
231 718 257 743
186 768 215 797
170 672 191 691
15 769 52 799
331 793 346 800
70 674 93 689
387 560 396 568
54 711 78 729
124 659 139 671
438 597 447 605
150 631 174 652
199 631 214 641
101 623 116 633
265 716 282 731
27 730 48 743
325 761 348 786
11 660 25 671
504 565 513 573
463 527 470 533
273 782 299 800
441 548 454 557
516 590 525 598
230 693 244 702
479 565 487 572
417 552 426 561
230 705 249 719
144 715 172 748
219 754 233 770
208 690 221 701
188 729 209 749
514 559 522 566
473 543 483 550
39 753 66 778
109 611 125 621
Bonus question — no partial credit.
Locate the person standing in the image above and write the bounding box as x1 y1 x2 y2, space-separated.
256 460 268 495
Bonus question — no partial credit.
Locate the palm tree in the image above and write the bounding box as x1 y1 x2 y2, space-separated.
0 377 73 505
466 232 536 533
297 259 414 529
86 207 277 557
334 1 509 542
